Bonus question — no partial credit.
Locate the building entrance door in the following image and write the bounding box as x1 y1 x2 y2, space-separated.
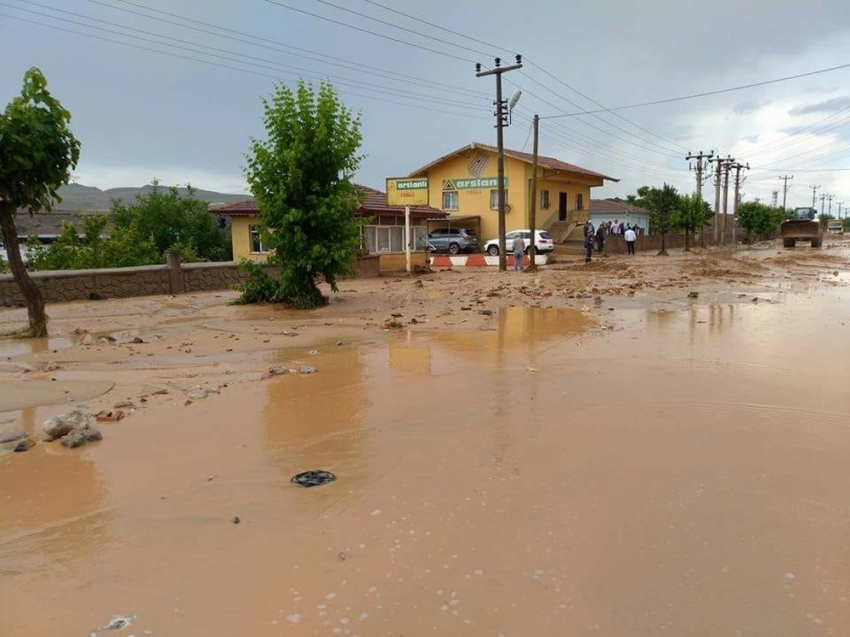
558 192 567 221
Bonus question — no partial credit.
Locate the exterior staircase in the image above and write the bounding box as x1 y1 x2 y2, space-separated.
546 220 577 244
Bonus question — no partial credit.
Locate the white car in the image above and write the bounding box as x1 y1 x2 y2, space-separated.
483 229 554 256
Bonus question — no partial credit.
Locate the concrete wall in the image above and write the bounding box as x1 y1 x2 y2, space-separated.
0 256 380 307
378 251 428 272
605 234 702 253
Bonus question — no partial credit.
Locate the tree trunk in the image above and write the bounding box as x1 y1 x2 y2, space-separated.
0 204 48 337
658 232 668 256
684 229 691 252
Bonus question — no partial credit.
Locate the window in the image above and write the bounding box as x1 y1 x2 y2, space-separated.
249 225 268 253
576 194 584 210
540 189 550 209
442 191 459 210
490 189 508 210
360 225 411 253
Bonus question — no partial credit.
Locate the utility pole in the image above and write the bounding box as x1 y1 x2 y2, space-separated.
721 156 735 245
810 184 821 208
686 150 714 246
476 55 523 271
771 190 778 208
731 161 749 246
827 193 834 216
819 193 827 216
779 175 793 211
709 156 725 245
839 201 844 218
528 114 539 269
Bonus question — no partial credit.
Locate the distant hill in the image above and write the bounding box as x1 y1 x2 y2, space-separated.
11 183 249 237
54 183 249 211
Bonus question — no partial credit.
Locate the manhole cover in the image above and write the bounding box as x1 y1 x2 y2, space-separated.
291 470 337 488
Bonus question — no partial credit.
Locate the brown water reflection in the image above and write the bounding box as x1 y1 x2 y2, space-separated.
2 297 850 636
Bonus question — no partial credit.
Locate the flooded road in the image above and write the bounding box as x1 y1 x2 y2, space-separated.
2 292 850 636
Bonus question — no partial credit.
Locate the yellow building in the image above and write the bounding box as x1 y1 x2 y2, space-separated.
409 142 618 242
214 185 445 272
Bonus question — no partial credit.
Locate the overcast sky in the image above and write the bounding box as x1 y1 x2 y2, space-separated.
2 0 850 212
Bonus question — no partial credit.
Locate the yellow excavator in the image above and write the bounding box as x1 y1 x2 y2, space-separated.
781 207 822 248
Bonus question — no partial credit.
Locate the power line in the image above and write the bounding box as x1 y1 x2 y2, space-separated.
2 2 488 110
308 0 492 58
358 0 506 57
506 80 681 159
84 0 491 99
0 12 488 121
541 62 850 118
261 0 477 64
524 59 687 152
512 71 682 158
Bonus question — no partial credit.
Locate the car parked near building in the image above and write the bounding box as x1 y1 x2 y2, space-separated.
483 229 554 256
425 227 480 254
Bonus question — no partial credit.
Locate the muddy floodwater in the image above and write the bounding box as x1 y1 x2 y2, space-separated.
2 252 850 636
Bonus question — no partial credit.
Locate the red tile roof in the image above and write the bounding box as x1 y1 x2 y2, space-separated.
590 198 651 215
213 185 445 219
409 142 619 182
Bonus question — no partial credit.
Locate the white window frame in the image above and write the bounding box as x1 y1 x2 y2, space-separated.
490 189 508 210
540 189 550 210
442 191 459 211
249 224 268 253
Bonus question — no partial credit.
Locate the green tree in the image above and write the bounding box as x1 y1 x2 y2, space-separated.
738 201 786 243
673 193 711 252
0 68 80 336
237 80 363 308
629 184 681 255
818 212 835 226
111 181 231 262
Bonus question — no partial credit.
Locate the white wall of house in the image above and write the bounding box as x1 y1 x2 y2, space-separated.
590 212 651 235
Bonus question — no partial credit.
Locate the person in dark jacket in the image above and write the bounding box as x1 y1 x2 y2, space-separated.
584 231 594 263
595 224 605 253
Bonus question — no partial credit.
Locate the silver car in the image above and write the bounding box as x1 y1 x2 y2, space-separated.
426 227 480 254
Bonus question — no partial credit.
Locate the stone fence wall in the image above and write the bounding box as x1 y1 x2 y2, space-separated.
0 253 381 307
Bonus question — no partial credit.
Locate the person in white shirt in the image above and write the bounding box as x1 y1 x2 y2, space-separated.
624 227 637 255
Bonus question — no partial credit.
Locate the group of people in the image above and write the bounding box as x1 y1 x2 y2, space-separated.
583 219 641 263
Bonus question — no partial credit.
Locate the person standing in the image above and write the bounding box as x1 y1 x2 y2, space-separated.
512 232 525 271
595 223 606 253
624 226 637 255
584 231 594 263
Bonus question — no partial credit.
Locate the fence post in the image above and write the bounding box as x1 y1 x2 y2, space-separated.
165 249 186 294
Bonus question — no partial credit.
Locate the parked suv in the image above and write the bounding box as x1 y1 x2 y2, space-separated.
483 229 554 255
426 227 480 254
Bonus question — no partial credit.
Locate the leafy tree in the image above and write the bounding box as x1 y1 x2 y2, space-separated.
26 214 159 271
628 184 681 255
818 212 835 226
237 80 363 309
0 68 80 337
111 181 231 262
738 201 786 243
673 193 711 252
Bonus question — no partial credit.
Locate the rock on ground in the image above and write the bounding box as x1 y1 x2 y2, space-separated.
43 409 90 441
60 424 103 449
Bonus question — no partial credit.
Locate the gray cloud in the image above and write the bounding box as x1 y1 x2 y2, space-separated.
789 96 850 116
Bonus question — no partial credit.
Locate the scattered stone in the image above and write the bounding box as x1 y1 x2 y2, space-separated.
187 387 219 401
391 312 403 318
268 365 290 376
44 360 61 372
0 431 27 444
384 319 404 329
95 410 124 423
13 438 35 453
478 309 494 316
60 424 103 448
309 349 319 355
526 367 539 373
184 400 193 407
286 613 302 624
688 291 699 299
336 340 344 346
339 552 349 562
132 336 144 344
43 409 90 441
232 516 241 524
299 365 317 375
752 297 759 303
114 400 135 409
413 280 424 288
99 615 133 630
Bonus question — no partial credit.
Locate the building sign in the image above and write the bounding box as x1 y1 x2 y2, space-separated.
386 177 429 206
442 177 508 190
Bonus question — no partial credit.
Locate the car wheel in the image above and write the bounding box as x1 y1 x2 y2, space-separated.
487 245 499 256
448 243 460 255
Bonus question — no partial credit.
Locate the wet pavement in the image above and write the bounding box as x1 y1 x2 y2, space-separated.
2 288 850 636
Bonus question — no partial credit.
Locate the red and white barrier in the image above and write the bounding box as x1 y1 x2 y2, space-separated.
429 254 548 268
